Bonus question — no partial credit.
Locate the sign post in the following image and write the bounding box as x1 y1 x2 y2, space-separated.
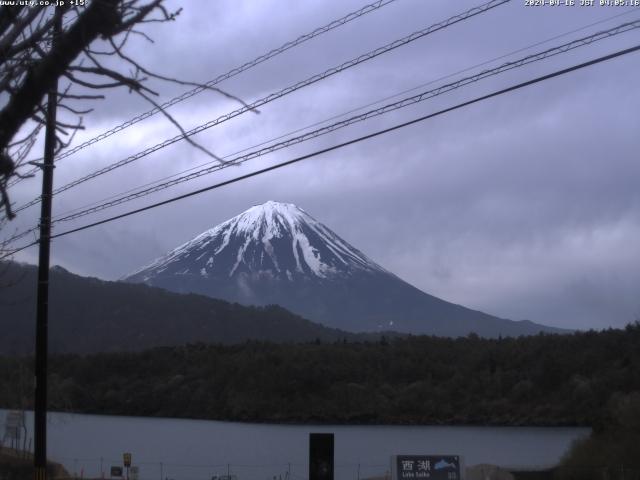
3 411 24 449
392 455 463 480
123 453 132 480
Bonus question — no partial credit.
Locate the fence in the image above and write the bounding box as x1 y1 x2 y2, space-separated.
49 458 393 480
4 452 640 480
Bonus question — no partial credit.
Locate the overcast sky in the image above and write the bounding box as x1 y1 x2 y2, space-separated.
4 0 640 331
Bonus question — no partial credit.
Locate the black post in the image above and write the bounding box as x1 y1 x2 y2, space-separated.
309 433 334 480
34 8 61 480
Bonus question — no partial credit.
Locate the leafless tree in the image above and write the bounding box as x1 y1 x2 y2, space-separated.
0 0 241 224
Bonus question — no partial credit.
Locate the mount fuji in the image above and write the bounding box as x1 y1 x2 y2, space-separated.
124 201 562 337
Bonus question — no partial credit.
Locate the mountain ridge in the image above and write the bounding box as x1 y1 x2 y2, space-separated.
0 261 367 355
125 201 565 337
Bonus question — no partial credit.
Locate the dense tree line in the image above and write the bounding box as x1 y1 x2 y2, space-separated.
1 324 639 426
555 392 640 479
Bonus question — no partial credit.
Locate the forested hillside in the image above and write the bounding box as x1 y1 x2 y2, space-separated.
1 325 638 426
0 262 361 354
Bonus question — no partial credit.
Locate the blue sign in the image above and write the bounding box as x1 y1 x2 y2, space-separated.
395 455 461 480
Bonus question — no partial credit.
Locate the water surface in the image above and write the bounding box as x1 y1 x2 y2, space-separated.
1 410 589 480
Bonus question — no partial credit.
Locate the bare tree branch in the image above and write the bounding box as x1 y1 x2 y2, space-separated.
137 90 225 164
0 1 170 220
0 0 248 223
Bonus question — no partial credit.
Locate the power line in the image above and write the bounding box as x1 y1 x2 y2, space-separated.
46 20 640 224
0 223 39 246
10 5 638 197
3 42 638 260
6 0 401 188
7 0 510 216
52 0 402 160
49 7 640 222
4 16 638 246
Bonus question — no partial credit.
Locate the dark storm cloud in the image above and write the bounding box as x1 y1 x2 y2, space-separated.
5 0 640 330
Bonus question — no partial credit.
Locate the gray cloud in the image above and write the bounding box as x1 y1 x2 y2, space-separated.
5 0 640 330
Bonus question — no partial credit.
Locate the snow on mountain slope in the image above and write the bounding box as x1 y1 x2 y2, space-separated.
127 201 387 283
125 201 564 337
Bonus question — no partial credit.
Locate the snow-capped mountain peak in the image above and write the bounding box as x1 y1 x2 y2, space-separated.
126 201 385 282
125 201 563 337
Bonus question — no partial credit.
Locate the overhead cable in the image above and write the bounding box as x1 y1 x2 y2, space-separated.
3 42 638 259
7 0 400 187
8 0 510 216
4 18 637 246
48 20 640 224
51 7 640 221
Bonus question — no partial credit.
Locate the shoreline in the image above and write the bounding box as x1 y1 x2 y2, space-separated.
1 407 593 429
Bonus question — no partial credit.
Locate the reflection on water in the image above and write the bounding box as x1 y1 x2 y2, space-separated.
1 410 589 480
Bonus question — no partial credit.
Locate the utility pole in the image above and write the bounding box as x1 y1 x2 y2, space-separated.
34 8 62 480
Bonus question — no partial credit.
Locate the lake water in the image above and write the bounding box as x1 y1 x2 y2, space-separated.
1 410 589 480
